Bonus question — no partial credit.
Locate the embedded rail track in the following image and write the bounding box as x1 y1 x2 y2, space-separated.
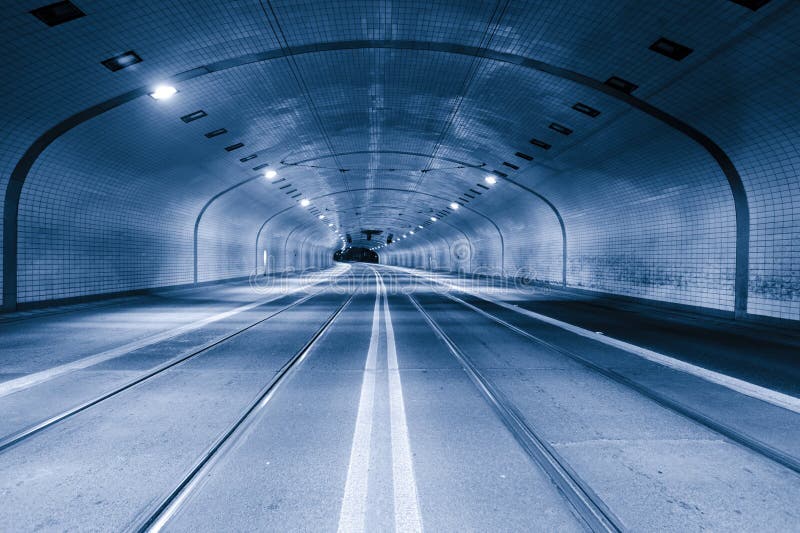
0 285 341 454
129 292 355 532
408 294 624 532
430 288 800 476
392 264 800 476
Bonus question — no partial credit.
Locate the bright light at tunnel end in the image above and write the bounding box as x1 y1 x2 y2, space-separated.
149 85 177 100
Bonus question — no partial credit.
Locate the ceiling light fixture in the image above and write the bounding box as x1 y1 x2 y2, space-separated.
318 215 325 219
648 37 694 62
300 199 310 207
264 170 277 179
485 175 497 185
205 128 228 139
430 217 437 222
604 76 638 95
450 202 459 210
149 85 177 100
101 50 143 72
31 1 85 27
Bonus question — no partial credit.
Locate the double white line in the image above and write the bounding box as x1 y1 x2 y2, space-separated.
338 272 423 533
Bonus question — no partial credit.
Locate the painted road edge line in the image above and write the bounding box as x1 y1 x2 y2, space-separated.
384 266 800 415
0 265 350 399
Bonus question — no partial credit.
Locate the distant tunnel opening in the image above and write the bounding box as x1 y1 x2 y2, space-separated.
333 247 379 264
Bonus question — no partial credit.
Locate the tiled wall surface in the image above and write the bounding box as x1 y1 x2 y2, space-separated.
0 1 797 321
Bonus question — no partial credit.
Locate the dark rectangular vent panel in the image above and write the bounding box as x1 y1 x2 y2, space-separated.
492 170 508 178
272 178 286 184
225 143 244 152
464 193 475 199
572 102 601 117
649 37 693 61
205 128 227 138
549 123 573 136
252 163 270 171
476 183 490 190
605 76 638 94
239 154 257 162
31 1 85 26
729 0 770 10
291 193 302 199
278 184 291 190
502 162 519 170
514 151 533 161
530 138 552 150
285 189 297 195
458 197 469 203
180 110 207 123
101 51 142 72
468 188 482 195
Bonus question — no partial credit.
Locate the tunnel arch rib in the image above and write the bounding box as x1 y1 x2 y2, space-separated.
254 191 493 273
2 40 747 315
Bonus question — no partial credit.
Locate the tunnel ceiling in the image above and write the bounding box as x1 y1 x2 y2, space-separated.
1 0 799 319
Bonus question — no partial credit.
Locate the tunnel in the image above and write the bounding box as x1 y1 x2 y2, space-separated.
334 247 380 264
1 1 799 531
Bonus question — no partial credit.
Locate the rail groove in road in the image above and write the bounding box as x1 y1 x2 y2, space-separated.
437 289 800 476
0 287 337 454
0 266 349 399
408 294 624 533
388 266 800 414
130 291 356 533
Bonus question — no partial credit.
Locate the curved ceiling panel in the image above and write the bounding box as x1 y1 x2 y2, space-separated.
0 0 797 323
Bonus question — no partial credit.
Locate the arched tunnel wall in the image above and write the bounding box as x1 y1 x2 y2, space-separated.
0 0 798 323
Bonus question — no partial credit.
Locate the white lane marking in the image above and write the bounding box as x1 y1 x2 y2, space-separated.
383 266 800 415
145 302 339 533
0 266 349 399
379 273 424 533
337 274 381 533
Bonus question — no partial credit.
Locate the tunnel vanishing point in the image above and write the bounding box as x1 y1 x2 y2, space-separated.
1 1 799 531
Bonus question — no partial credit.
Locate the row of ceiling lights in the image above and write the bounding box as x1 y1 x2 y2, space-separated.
369 174 497 252
149 85 333 227
142 24 700 256
30 0 766 258
150 84 344 248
